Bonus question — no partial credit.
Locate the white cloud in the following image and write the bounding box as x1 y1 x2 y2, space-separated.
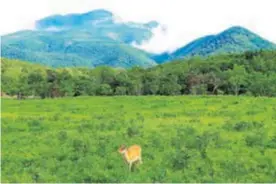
131 25 175 53
107 32 118 40
1 0 276 53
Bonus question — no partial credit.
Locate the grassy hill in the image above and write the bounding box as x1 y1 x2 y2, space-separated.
2 96 276 182
153 26 276 63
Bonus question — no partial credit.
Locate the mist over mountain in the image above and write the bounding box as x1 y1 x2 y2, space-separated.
1 9 276 68
1 9 159 68
35 9 159 45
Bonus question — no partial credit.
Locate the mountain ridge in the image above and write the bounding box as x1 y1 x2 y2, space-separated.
153 26 276 63
1 9 276 68
1 9 159 68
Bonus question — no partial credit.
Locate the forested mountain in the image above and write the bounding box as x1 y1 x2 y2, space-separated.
2 50 276 98
1 9 276 68
35 9 159 45
1 9 158 68
153 26 276 63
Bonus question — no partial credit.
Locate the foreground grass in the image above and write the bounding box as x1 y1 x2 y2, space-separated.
1 96 276 182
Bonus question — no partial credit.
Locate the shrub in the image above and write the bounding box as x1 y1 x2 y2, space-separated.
171 148 192 170
266 135 276 149
224 121 264 132
127 126 141 137
28 120 43 132
245 133 264 147
233 121 253 131
57 131 68 141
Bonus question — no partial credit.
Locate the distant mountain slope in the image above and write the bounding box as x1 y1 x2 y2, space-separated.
1 9 158 68
153 26 276 63
35 9 159 45
2 10 276 68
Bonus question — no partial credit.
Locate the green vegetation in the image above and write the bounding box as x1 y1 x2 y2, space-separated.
2 8 276 183
2 50 276 98
2 9 276 68
1 10 158 68
153 26 276 63
1 30 156 68
2 96 276 182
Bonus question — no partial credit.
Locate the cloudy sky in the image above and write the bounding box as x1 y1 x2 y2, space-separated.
1 0 275 53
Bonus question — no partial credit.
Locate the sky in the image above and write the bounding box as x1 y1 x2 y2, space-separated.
1 0 276 53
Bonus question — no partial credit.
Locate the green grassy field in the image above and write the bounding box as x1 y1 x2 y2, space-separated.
1 96 276 182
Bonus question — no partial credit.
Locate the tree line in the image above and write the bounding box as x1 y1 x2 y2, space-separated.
1 50 276 99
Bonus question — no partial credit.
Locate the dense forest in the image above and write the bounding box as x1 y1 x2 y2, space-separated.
1 50 276 98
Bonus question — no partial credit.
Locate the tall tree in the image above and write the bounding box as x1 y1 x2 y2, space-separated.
227 65 248 95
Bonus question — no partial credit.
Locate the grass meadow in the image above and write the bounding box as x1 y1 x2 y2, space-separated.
1 96 276 182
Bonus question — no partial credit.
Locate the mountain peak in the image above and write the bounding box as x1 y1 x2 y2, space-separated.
2 9 160 68
80 9 113 20
85 9 113 16
226 25 249 31
153 26 276 63
220 25 253 36
35 9 114 30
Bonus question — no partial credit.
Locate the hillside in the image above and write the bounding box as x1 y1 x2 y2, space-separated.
2 9 276 68
153 26 276 63
1 9 158 68
2 50 276 98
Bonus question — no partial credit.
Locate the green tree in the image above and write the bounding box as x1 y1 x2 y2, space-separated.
143 71 160 95
46 69 60 98
227 65 248 95
115 86 127 95
159 74 181 95
57 69 75 97
16 72 30 99
97 84 113 96
204 72 224 94
27 70 46 97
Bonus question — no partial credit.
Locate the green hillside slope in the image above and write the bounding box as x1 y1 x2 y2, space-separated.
153 26 276 63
